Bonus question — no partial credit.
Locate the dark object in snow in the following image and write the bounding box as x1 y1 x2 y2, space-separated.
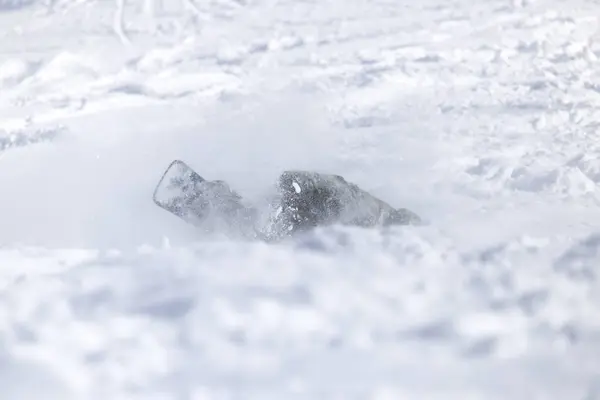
153 160 421 241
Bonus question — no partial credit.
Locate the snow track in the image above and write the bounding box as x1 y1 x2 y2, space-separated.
1 0 600 398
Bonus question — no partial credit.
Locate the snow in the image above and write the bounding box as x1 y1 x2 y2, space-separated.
1 0 600 398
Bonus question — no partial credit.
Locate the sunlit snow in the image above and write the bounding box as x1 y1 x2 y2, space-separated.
1 0 600 398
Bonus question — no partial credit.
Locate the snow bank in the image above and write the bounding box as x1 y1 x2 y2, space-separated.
0 227 598 399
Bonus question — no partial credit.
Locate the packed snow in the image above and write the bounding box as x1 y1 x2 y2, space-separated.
1 0 600 398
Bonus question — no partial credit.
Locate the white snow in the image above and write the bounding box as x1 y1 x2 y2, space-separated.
1 0 600 398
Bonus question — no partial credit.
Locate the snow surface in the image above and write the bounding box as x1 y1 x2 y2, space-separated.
1 0 600 398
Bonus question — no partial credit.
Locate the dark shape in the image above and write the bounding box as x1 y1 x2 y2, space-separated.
154 160 422 241
153 160 256 239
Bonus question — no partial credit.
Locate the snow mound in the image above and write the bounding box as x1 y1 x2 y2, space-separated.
465 156 517 191
34 52 99 84
0 58 39 89
465 155 600 198
134 38 202 73
567 152 600 184
267 35 305 51
513 165 599 197
216 45 249 65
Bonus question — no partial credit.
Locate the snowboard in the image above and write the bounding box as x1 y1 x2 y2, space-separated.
153 160 256 237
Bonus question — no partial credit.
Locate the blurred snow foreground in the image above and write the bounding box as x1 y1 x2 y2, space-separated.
1 0 600 399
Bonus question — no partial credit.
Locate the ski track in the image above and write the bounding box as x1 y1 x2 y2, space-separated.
1 0 600 398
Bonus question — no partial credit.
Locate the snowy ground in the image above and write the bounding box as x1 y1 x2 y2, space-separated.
1 0 600 398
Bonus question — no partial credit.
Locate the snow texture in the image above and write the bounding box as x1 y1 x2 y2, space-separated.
1 0 600 398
